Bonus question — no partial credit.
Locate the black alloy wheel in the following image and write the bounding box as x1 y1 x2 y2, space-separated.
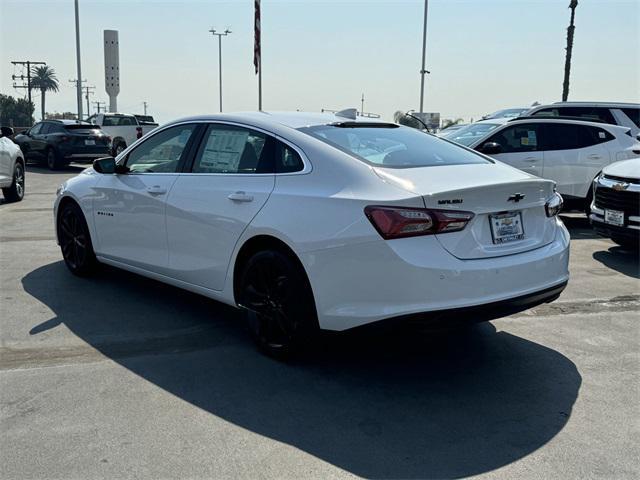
239 250 318 359
47 149 61 170
2 162 25 202
58 202 97 276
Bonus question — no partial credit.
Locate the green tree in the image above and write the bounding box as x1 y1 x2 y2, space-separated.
0 94 35 126
562 0 578 101
30 65 59 121
441 118 464 129
393 111 422 129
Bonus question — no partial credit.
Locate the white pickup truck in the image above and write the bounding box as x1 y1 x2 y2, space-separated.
87 113 157 156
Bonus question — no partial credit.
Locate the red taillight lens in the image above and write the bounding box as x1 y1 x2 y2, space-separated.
136 127 143 139
364 206 474 239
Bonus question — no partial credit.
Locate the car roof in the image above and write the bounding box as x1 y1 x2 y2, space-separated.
45 119 92 125
164 111 390 131
506 117 624 129
532 101 640 109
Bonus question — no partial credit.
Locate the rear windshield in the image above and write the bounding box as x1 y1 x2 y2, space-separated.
299 124 490 168
64 124 101 133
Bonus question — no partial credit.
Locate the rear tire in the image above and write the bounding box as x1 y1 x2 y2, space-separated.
2 161 25 202
57 201 98 276
238 249 319 359
584 187 593 217
113 141 126 157
47 148 62 170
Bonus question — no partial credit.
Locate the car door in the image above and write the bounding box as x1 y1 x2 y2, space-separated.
21 123 43 159
165 123 277 291
541 123 611 198
478 123 544 176
33 122 52 157
92 123 199 273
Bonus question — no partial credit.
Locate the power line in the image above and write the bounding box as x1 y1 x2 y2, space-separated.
11 60 46 111
92 101 106 114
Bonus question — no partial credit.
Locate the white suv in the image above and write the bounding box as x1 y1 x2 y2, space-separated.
453 117 640 212
0 127 25 203
526 102 640 138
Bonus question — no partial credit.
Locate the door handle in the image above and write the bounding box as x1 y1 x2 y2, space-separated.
146 185 167 195
523 157 538 163
228 191 254 202
587 154 602 160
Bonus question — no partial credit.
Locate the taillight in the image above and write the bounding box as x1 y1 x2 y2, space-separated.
545 192 563 217
364 206 474 240
136 127 143 139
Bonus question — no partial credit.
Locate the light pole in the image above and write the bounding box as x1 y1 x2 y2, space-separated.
74 0 83 120
209 28 231 112
419 0 429 114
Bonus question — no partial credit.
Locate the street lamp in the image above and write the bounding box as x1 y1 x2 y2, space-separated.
419 0 429 114
209 28 232 112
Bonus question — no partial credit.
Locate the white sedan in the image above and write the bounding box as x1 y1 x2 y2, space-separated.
54 111 570 357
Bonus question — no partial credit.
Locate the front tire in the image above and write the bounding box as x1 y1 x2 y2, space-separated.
238 250 319 359
2 161 25 202
57 202 98 276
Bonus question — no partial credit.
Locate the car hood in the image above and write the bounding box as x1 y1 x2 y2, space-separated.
602 158 640 180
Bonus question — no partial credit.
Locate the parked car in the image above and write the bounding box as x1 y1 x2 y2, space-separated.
482 107 530 120
590 158 640 249
439 118 508 143
87 113 157 156
435 123 468 137
0 127 25 202
451 117 640 213
13 120 111 170
526 102 640 138
54 111 570 358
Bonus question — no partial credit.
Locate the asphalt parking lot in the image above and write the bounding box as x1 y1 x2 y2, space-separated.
1 165 638 480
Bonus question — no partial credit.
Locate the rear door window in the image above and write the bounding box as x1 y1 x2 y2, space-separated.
40 123 53 134
484 124 542 153
275 141 304 173
543 123 599 150
192 124 272 174
621 108 640 128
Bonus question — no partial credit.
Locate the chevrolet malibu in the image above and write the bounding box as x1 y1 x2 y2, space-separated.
54 111 570 357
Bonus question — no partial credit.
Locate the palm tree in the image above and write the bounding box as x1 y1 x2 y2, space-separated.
30 66 59 121
562 0 578 101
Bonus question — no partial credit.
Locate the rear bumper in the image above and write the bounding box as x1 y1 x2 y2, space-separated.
303 219 570 331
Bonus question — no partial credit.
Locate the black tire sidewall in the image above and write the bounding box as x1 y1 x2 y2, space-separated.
2 162 24 202
240 250 318 358
47 149 59 170
58 202 98 276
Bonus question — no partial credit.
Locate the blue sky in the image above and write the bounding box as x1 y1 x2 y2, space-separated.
1 0 638 123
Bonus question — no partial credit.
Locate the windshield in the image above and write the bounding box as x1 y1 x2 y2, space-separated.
443 122 502 146
299 124 490 168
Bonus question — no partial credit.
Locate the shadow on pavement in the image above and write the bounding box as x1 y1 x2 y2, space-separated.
23 261 581 479
593 247 640 279
25 164 86 175
560 214 600 240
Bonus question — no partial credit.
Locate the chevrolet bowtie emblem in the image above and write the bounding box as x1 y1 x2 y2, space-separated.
508 193 526 202
612 182 629 191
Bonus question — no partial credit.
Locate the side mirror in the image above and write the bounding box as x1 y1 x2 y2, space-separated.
480 142 502 155
93 156 117 174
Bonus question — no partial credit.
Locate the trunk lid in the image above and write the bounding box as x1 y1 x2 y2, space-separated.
373 163 557 259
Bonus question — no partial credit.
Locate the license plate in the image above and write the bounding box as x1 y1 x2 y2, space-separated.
490 211 524 244
85 139 96 146
604 209 624 227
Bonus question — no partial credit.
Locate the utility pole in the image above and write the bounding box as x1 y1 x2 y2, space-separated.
208 28 232 112
361 93 364 116
92 101 106 114
83 85 95 118
419 0 429 114
143 101 148 115
69 79 87 120
11 60 46 117
74 0 84 121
